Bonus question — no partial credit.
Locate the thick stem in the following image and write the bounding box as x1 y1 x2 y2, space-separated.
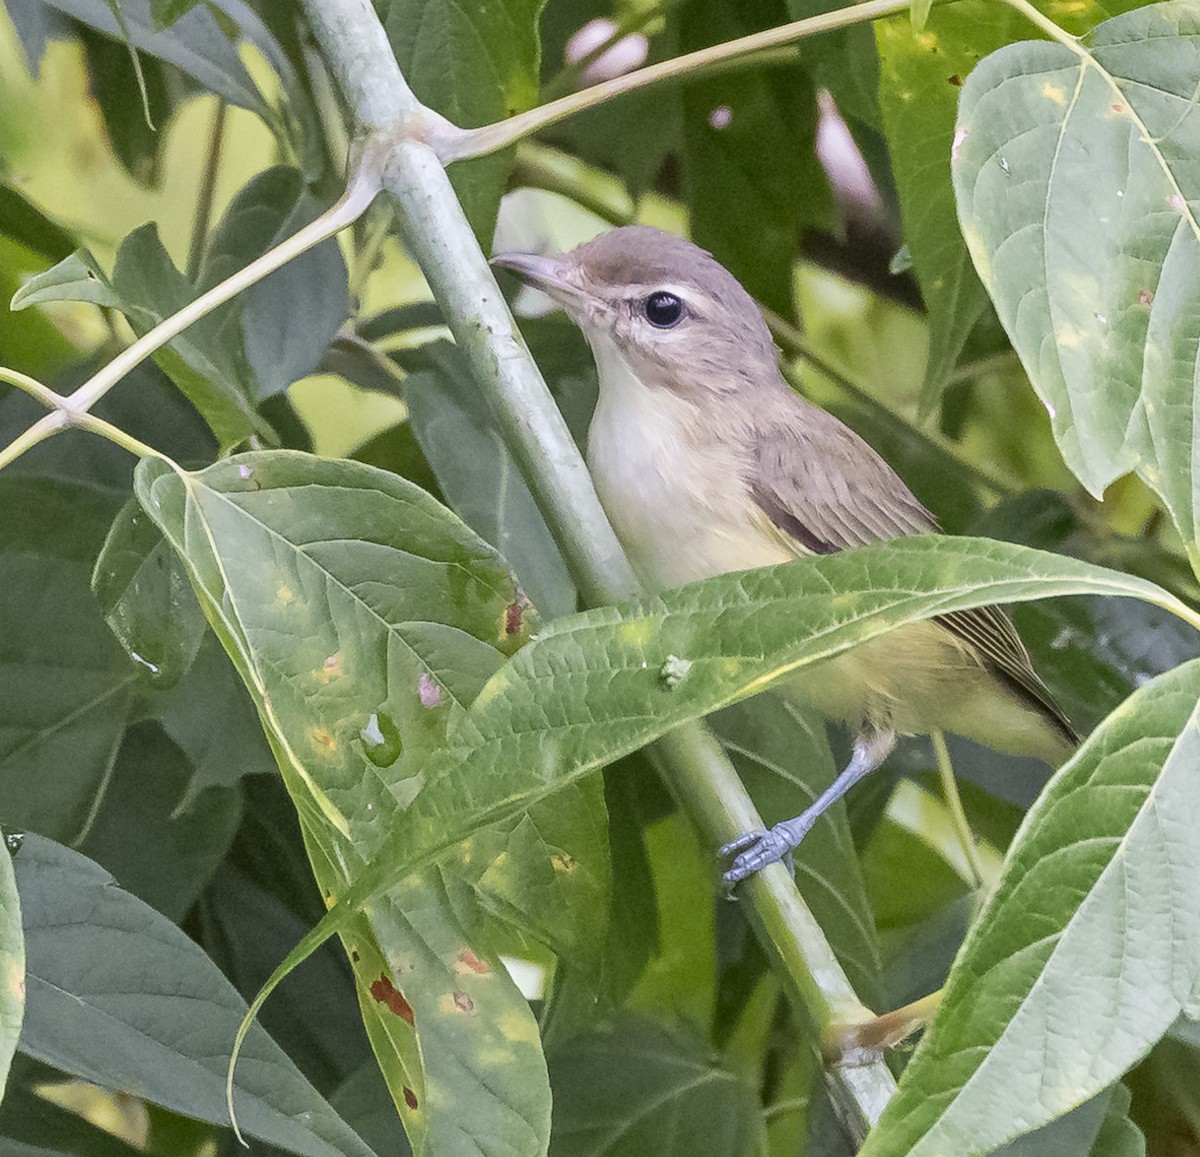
300 0 897 1135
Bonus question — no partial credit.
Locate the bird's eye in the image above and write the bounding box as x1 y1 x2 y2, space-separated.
642 291 685 328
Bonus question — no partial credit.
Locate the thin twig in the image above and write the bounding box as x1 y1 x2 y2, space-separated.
931 730 986 891
432 0 918 162
187 99 228 281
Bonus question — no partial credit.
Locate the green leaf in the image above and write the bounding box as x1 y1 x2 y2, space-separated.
951 1 1200 567
251 527 1194 1058
134 452 574 1156
80 19 169 185
0 476 137 843
35 0 269 114
111 223 267 447
15 835 378 1157
405 342 575 618
1090 1083 1145 1157
10 249 122 311
546 1017 763 1156
198 166 349 399
860 659 1200 1156
11 232 267 448
151 632 277 797
92 497 207 687
377 0 545 241
75 722 243 921
149 0 200 28
0 833 24 1100
0 184 75 262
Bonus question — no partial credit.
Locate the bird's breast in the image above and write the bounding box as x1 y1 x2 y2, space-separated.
584 348 790 591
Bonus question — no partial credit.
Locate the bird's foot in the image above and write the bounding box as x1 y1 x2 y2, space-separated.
719 820 810 892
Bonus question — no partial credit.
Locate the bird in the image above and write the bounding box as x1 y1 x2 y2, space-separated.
492 225 1077 885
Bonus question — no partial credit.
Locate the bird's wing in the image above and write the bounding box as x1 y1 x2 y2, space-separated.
745 397 1077 743
744 397 937 555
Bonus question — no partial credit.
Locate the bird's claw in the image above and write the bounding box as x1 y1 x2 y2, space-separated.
719 826 799 894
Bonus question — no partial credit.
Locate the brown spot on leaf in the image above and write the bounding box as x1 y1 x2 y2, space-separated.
453 989 476 1014
948 73 962 86
369 974 415 1025
351 950 360 962
457 949 490 975
1112 103 1124 113
501 591 535 643
308 726 337 755
1139 289 1154 306
403 1087 419 1110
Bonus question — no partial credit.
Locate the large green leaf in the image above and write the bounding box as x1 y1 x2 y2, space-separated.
248 520 1195 1050
15 836 377 1157
952 0 1200 567
546 1017 763 1156
0 834 23 1100
198 166 349 400
377 0 545 241
0 476 136 842
860 659 1200 1155
75 722 243 922
134 451 595 1157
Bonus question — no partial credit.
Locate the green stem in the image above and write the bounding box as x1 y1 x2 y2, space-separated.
69 413 170 462
300 0 897 1135
0 411 66 471
62 157 380 419
0 367 63 410
433 0 917 163
930 730 986 891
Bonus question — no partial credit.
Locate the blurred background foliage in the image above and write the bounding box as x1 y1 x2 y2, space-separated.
0 0 1198 1153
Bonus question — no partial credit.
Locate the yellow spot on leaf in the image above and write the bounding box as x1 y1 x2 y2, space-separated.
497 1008 541 1046
308 726 338 756
1055 325 1087 349
915 30 937 50
276 584 295 605
472 670 508 710
6 959 24 1001
1040 80 1068 105
551 852 577 874
315 652 343 684
618 619 654 647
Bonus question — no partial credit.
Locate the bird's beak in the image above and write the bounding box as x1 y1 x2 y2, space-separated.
490 251 591 313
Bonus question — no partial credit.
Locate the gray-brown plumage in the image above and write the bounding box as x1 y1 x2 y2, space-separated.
493 225 1077 884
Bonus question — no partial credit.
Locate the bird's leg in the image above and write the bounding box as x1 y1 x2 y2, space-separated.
721 729 897 888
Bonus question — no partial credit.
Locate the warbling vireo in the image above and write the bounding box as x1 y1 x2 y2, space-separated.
493 225 1077 885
